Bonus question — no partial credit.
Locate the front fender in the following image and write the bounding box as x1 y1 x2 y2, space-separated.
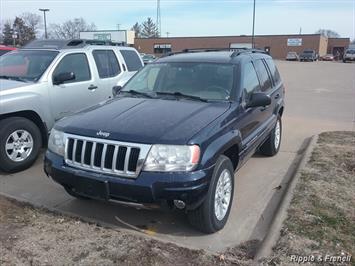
199 130 242 169
0 91 50 128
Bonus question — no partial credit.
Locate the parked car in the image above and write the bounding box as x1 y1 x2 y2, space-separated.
142 54 157 64
299 49 318 61
44 48 285 233
0 39 143 172
285 51 299 61
320 54 335 61
0 45 17 56
343 49 355 62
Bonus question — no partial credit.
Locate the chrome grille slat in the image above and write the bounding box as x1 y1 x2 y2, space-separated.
101 144 107 170
63 133 151 178
124 147 131 173
81 141 86 165
112 145 118 171
72 139 77 163
90 142 96 168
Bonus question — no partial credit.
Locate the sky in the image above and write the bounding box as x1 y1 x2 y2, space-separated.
1 0 354 40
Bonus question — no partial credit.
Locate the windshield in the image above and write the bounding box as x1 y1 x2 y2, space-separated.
122 62 234 101
0 50 58 82
303 51 314 54
346 50 355 54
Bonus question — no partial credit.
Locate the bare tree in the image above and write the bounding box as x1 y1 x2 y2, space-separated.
49 18 96 39
20 12 42 34
315 29 340 38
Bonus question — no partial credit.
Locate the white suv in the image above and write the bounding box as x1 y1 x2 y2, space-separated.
0 39 143 172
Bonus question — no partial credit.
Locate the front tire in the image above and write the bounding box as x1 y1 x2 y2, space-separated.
187 155 234 233
259 115 282 156
0 117 42 172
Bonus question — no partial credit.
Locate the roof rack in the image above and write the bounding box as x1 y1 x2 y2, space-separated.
23 39 127 50
161 47 267 58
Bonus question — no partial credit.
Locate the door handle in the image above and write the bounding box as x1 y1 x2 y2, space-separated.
274 93 280 99
88 85 98 90
260 106 268 112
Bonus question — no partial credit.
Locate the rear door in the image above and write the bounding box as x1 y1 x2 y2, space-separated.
49 52 100 121
92 49 122 99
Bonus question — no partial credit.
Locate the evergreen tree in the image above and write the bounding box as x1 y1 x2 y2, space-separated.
2 22 13 45
141 18 159 38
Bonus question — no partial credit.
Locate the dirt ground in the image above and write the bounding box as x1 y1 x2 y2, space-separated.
0 196 256 266
263 131 355 265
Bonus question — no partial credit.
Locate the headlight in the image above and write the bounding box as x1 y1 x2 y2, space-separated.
48 128 65 156
143 145 200 172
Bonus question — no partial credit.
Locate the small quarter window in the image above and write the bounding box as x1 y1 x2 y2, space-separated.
120 50 143 71
93 50 121 78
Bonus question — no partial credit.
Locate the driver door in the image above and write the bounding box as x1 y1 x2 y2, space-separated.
49 52 99 121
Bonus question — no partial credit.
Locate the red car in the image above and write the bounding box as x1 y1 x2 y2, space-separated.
0 45 17 56
321 54 335 61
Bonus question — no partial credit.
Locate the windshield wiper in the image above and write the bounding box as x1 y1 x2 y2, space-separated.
155 91 208 102
0 75 29 83
121 89 155 98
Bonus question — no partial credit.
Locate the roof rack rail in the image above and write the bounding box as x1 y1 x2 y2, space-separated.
161 47 267 58
23 39 127 50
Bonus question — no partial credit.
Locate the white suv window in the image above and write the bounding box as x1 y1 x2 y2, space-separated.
53 53 91 83
92 50 121 79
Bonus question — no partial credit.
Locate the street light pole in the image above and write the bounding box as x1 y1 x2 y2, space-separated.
39 8 50 39
252 0 256 48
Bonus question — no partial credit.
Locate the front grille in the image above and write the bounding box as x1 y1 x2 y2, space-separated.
64 133 151 178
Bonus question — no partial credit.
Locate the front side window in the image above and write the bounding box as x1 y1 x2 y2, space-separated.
254 60 272 92
53 53 91 84
93 50 121 78
242 62 260 102
123 62 235 101
0 50 58 82
120 50 142 71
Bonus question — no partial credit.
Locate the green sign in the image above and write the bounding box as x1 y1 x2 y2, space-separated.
93 33 111 41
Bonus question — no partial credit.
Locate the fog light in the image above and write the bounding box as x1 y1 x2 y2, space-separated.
173 200 186 209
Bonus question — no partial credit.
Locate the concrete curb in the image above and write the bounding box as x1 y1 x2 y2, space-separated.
253 134 319 260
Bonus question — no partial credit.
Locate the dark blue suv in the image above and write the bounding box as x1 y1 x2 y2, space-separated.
44 49 284 233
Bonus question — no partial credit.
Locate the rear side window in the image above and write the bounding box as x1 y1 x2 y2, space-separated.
53 53 91 83
120 50 142 71
93 50 121 78
254 60 272 92
242 62 260 101
265 59 281 84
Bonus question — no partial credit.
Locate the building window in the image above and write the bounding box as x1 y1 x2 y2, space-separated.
154 44 172 54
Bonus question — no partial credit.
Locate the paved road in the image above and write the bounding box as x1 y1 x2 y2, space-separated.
1 61 354 252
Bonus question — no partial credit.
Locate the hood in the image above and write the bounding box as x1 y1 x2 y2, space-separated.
0 79 33 92
56 97 230 144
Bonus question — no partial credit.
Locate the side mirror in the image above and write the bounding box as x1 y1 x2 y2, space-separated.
112 85 123 97
53 72 75 85
246 92 271 108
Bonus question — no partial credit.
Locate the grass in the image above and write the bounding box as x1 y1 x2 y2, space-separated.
264 131 355 265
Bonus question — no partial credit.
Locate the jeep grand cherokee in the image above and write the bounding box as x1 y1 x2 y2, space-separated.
44 49 285 233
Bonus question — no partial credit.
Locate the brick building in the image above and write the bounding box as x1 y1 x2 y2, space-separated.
135 34 350 59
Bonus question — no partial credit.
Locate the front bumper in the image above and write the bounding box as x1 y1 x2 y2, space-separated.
44 151 213 209
344 57 355 61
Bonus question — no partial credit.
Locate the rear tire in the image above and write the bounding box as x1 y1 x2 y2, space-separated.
187 155 234 233
0 117 42 172
259 115 282 156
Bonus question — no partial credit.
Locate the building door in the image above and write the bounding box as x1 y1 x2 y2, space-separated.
332 47 344 60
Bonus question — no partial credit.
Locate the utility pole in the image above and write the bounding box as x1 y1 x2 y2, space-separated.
156 0 161 37
299 27 302 35
166 32 170 37
117 24 121 30
39 8 50 39
251 0 256 48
